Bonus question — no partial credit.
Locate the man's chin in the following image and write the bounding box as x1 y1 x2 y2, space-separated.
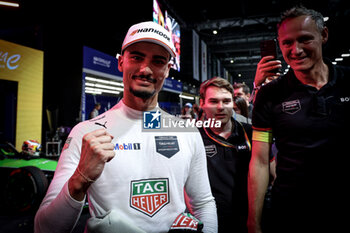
215 117 229 126
129 87 156 99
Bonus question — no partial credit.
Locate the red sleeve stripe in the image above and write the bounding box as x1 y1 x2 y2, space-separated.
252 126 272 132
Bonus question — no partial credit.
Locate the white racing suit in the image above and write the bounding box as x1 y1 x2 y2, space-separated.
35 100 217 233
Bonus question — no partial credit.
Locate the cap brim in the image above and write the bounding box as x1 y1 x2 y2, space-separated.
122 38 176 58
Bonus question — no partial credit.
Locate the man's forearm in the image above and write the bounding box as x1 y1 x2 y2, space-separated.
35 182 85 233
247 162 269 232
68 169 92 201
247 141 270 233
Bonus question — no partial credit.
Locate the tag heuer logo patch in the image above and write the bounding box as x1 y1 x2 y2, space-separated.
130 178 169 217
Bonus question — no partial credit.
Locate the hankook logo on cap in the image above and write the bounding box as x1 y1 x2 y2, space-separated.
129 27 170 41
130 30 138 36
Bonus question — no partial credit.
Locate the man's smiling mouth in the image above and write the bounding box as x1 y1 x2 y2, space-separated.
132 75 157 84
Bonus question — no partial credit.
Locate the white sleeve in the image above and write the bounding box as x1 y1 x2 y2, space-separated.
34 124 86 233
185 132 218 233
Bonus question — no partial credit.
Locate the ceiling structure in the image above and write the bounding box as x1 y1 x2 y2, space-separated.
162 0 350 84
1 0 349 87
1 0 348 128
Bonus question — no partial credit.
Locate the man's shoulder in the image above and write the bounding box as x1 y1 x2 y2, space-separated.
238 120 252 141
197 126 206 138
261 75 287 91
255 75 287 103
73 109 116 133
335 65 350 84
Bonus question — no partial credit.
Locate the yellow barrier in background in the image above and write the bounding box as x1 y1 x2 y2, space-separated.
0 39 43 151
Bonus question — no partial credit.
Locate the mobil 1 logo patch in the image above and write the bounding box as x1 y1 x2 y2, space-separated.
282 99 301 114
114 142 141 150
155 136 179 158
130 178 169 217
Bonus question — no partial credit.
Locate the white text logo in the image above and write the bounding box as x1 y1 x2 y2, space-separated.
340 97 350 102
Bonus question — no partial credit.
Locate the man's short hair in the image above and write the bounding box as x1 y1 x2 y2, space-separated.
277 6 325 33
233 83 250 95
200 77 234 101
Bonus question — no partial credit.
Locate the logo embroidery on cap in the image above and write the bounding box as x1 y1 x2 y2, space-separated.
129 28 170 41
130 30 138 36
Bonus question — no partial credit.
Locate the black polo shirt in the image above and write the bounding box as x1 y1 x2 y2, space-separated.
253 59 350 207
199 119 251 233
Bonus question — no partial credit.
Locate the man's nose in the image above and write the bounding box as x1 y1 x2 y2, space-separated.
139 62 153 75
217 101 224 110
292 42 303 55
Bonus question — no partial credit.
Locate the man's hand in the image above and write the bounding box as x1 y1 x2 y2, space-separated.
69 129 115 201
254 56 282 87
79 129 115 180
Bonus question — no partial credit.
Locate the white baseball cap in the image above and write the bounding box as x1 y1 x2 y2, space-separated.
121 21 176 58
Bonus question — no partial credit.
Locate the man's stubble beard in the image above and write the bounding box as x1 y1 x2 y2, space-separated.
129 75 157 99
129 87 156 99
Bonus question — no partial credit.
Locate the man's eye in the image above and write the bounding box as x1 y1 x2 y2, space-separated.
131 56 142 61
282 41 292 46
154 60 165 65
300 37 313 43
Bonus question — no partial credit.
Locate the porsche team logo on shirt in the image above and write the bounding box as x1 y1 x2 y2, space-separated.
282 99 301 114
204 144 217 157
130 178 169 217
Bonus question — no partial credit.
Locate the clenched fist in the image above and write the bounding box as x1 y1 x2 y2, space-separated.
79 129 115 180
69 129 115 201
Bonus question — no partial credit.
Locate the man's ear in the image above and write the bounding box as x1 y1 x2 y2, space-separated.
199 98 204 108
321 26 329 44
164 62 172 79
118 54 124 72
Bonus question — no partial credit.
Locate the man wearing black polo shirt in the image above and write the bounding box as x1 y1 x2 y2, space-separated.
247 6 350 233
199 77 252 233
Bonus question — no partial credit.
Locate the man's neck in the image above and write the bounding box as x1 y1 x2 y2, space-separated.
294 61 329 90
123 93 158 111
211 119 233 140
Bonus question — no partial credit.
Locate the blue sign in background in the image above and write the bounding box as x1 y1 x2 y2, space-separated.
163 78 182 93
83 46 122 77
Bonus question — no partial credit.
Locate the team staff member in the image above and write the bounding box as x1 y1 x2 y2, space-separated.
233 83 253 119
199 77 252 233
247 6 350 233
89 103 101 119
35 21 217 233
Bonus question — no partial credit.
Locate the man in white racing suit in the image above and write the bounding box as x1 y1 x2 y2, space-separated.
34 21 217 233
